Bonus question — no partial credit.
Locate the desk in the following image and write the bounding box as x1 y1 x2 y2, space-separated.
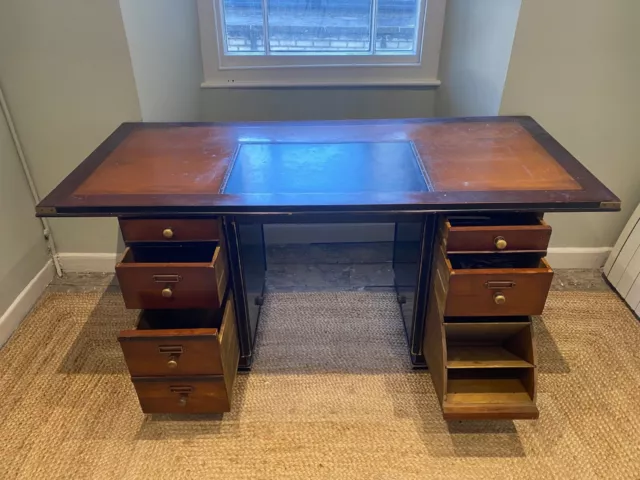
37 117 619 420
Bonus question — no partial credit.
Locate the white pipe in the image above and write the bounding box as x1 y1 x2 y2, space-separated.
0 84 63 277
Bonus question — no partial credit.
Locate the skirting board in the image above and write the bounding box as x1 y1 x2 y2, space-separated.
546 247 612 270
0 260 54 348
57 253 119 273
57 247 613 273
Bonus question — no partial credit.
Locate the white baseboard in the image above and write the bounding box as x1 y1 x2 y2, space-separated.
56 247 613 273
546 247 612 269
0 260 55 348
57 253 118 273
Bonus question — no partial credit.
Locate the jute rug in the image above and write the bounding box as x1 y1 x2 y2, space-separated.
1 290 639 479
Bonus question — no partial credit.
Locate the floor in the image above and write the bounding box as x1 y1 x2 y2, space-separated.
48 242 614 294
3 274 640 478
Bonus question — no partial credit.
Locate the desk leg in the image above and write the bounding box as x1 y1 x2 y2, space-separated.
222 217 267 370
409 214 438 367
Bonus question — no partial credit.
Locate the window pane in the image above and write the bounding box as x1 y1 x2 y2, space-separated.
222 0 265 54
267 0 373 54
376 0 420 54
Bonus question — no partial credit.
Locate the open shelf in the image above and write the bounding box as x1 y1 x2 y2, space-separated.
443 368 538 420
445 322 535 369
447 346 533 368
444 315 530 323
446 378 532 404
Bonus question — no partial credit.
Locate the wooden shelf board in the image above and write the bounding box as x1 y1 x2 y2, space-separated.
443 377 538 419
447 345 533 369
446 378 532 404
442 401 539 420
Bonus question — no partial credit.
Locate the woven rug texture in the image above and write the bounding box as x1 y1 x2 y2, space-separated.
0 290 639 479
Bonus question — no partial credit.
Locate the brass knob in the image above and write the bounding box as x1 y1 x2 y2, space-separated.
162 228 174 239
494 236 507 250
178 396 188 407
167 355 178 369
494 292 507 305
162 287 173 298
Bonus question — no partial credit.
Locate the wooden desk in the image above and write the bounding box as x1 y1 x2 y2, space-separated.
37 117 619 420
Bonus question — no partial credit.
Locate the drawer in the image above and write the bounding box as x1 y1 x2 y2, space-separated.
119 218 220 243
118 297 239 377
439 249 553 317
442 213 551 253
116 243 227 310
132 376 234 414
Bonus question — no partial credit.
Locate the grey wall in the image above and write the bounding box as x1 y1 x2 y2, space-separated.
435 0 522 117
0 108 49 316
120 0 203 122
200 87 436 122
500 0 640 247
0 0 141 256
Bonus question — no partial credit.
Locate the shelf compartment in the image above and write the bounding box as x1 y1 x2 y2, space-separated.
444 315 530 323
447 346 532 369
445 322 536 369
443 368 538 420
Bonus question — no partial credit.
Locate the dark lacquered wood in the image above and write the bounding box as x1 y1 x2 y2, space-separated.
33 116 618 420
118 300 237 377
132 376 232 414
423 295 447 405
442 215 552 253
115 243 227 310
36 117 620 216
119 218 220 243
443 252 554 317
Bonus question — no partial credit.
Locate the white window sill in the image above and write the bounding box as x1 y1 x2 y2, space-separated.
200 78 441 89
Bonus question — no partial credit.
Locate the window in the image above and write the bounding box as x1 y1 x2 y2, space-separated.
197 0 446 87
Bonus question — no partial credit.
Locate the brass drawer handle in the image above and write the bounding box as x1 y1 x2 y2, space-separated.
170 386 193 394
159 345 183 354
162 287 173 298
163 228 174 239
159 346 182 368
494 292 507 305
167 355 179 369
153 275 181 283
170 386 193 407
494 236 507 250
485 280 516 289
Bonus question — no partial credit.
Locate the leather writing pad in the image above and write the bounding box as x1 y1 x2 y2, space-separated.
222 142 430 195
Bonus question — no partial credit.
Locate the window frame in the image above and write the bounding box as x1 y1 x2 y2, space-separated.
197 0 446 88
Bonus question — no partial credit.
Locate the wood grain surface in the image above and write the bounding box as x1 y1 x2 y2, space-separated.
36 117 620 215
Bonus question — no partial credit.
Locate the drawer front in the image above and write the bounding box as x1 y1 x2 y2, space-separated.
443 221 551 253
119 329 223 376
132 376 232 414
116 247 227 310
119 218 220 243
118 298 238 377
445 266 553 316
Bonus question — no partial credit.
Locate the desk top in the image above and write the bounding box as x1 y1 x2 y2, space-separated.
36 117 619 216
